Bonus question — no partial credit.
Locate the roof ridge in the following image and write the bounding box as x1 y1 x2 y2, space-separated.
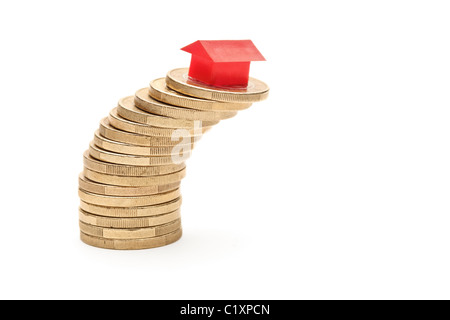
182 40 265 63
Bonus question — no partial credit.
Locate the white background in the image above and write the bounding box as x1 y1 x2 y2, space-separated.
0 0 449 300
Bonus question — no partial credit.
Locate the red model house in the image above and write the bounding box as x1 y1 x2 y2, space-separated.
181 40 265 87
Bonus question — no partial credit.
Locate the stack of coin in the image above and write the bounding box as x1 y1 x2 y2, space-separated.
79 67 269 250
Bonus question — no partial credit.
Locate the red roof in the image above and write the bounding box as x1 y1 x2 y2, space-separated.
181 40 266 63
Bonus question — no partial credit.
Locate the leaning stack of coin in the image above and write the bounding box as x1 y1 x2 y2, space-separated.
79 67 269 250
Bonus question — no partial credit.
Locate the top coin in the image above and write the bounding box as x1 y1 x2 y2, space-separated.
149 78 252 111
166 68 269 103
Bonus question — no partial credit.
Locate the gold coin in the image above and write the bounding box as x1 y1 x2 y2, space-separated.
78 174 181 197
80 228 182 250
78 188 181 207
166 68 269 103
109 108 210 137
83 151 185 177
139 84 238 120
79 219 181 240
149 78 252 111
80 198 182 218
83 167 186 187
79 208 181 228
100 117 194 146
117 96 219 129
93 130 190 156
109 108 183 137
89 142 187 166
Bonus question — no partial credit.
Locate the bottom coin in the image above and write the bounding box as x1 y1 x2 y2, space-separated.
79 219 181 239
80 228 182 250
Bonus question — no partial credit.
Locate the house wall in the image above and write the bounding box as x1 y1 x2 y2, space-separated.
188 56 214 85
211 62 250 87
188 56 251 88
